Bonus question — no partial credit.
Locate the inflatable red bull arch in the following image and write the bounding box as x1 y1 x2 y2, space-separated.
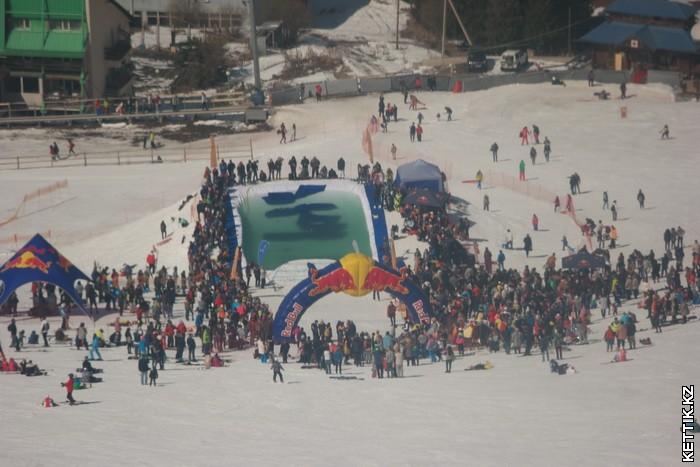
273 252 433 343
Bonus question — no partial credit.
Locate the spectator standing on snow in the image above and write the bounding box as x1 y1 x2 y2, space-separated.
483 194 490 211
271 359 284 383
602 191 609 210
530 147 537 165
409 122 416 142
637 189 645 209
660 124 669 140
291 123 296 142
445 106 453 121
279 123 287 144
138 355 149 385
61 373 76 405
611 201 618 221
445 346 455 373
391 143 397 160
519 126 530 145
490 142 498 162
532 214 539 231
416 124 423 142
543 137 551 162
160 220 167 239
519 160 526 181
337 157 345 177
532 124 540 144
524 234 533 257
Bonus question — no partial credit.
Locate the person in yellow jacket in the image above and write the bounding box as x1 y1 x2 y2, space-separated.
475 169 484 189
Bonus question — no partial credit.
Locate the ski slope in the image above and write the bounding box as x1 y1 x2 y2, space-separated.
0 81 699 466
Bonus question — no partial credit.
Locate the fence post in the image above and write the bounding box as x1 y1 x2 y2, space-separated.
83 152 87 166
16 156 19 170
117 152 121 165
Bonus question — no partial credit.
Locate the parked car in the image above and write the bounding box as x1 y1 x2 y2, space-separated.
467 50 488 72
500 49 528 72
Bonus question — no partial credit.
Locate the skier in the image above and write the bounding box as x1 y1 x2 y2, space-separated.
390 143 397 160
89 333 103 361
543 137 551 162
490 142 498 162
530 147 537 165
637 189 645 209
409 122 416 142
531 214 539 231
519 126 530 145
518 159 526 181
483 194 490 211
660 124 669 140
532 124 540 144
475 170 483 189
271 358 284 383
602 191 609 210
61 373 76 405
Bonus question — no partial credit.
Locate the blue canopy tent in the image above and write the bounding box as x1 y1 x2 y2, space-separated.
393 159 444 192
0 234 92 317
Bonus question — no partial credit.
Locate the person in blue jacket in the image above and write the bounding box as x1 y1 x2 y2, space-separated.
497 250 506 271
89 333 103 361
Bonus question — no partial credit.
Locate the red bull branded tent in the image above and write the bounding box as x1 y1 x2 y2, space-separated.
273 252 433 343
0 234 92 317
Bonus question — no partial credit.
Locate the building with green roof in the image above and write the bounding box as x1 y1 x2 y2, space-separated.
0 0 132 105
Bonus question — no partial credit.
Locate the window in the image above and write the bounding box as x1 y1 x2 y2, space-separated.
14 18 30 30
22 77 40 94
48 20 81 31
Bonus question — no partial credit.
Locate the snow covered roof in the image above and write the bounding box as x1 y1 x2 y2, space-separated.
579 21 699 53
605 0 697 20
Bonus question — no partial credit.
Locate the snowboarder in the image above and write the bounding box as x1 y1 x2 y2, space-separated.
518 159 526 181
409 122 416 142
390 144 397 160
530 147 537 165
543 137 551 162
637 189 645 209
490 142 498 162
660 124 669 140
271 359 284 383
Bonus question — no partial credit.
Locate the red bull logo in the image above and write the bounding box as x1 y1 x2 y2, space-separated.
57 253 73 272
1 251 52 273
363 266 410 295
282 302 304 337
308 267 357 297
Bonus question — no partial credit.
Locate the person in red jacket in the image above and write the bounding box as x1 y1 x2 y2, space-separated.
42 395 58 407
532 214 539 231
61 373 76 405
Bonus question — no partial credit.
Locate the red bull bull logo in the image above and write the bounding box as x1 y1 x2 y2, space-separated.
362 266 410 295
57 253 73 272
1 251 52 273
308 267 357 297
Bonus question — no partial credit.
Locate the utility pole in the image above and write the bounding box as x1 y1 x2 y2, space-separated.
248 0 261 89
567 6 572 56
395 0 399 50
441 0 447 58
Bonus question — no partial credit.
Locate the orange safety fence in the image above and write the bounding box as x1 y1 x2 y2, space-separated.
0 180 68 228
